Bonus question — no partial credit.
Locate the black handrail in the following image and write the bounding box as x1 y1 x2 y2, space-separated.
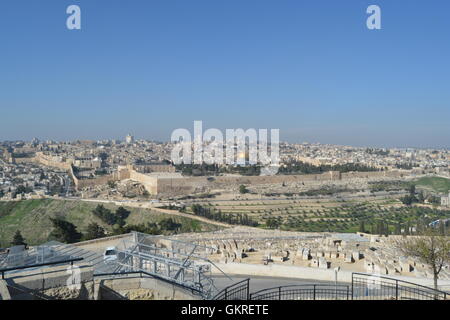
250 284 350 300
0 257 84 279
351 272 448 300
212 278 250 300
352 272 448 294
94 271 143 278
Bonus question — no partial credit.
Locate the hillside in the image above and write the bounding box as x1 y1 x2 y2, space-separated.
414 176 450 194
0 199 221 247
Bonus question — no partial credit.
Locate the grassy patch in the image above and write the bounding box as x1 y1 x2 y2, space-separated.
0 199 220 247
414 176 450 193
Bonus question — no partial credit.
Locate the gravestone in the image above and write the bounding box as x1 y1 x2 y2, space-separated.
319 257 330 269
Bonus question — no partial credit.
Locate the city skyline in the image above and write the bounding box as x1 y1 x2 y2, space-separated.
2 134 450 151
1 1 450 148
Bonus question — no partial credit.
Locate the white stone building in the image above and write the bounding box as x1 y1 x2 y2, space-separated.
441 192 450 207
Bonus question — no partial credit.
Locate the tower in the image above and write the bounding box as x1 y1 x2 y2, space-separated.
125 134 134 144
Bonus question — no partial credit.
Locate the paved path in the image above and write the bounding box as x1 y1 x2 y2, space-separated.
212 274 336 293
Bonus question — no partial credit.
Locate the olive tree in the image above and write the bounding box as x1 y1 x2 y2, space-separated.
395 229 450 292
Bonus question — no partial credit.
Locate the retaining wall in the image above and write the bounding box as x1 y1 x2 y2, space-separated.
97 276 200 300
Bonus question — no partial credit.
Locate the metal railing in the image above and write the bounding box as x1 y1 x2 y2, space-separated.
0 257 84 279
2 253 447 301
214 274 447 301
108 233 216 298
351 273 448 300
0 257 84 300
212 278 250 300
250 284 350 300
0 245 76 270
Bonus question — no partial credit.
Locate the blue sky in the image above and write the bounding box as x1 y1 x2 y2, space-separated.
0 0 449 148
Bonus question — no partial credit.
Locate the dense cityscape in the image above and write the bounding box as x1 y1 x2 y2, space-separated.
1 135 449 201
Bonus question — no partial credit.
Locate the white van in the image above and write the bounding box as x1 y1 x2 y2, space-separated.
103 247 118 262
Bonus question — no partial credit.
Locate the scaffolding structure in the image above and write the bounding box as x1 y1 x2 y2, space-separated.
102 232 219 298
1 232 225 299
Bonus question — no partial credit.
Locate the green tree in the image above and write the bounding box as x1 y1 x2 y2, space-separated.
13 185 33 198
405 222 411 235
266 218 280 229
84 222 105 240
11 230 27 247
115 207 131 227
400 195 417 206
239 185 249 194
409 184 416 196
107 180 116 189
439 221 446 236
395 229 450 292
159 218 181 232
92 205 115 225
395 222 402 235
48 218 82 243
417 191 425 203
359 220 366 233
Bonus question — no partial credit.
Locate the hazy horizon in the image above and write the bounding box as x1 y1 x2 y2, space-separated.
2 133 449 151
1 1 449 148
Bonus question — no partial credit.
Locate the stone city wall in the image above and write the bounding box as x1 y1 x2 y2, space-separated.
155 171 345 195
12 157 36 164
71 165 411 196
34 152 72 170
128 169 158 194
112 169 410 195
70 166 130 190
341 170 404 179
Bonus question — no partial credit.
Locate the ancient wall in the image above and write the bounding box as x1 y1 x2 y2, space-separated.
13 157 36 164
134 164 176 173
156 176 208 195
122 169 410 196
71 166 131 190
34 152 72 170
153 171 342 196
128 169 158 194
70 164 411 196
341 170 404 180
